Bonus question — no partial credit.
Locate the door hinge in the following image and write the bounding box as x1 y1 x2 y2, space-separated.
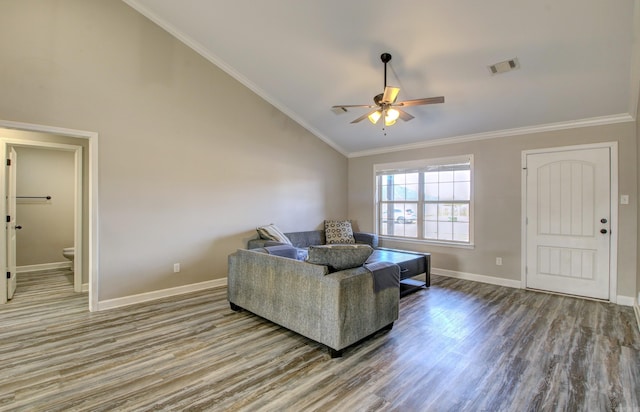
6 272 10 279
6 158 10 166
6 215 9 223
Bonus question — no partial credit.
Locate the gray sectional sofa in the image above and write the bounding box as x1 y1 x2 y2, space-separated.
247 229 378 257
228 234 400 357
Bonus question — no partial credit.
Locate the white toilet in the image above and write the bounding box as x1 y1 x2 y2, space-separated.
62 247 74 266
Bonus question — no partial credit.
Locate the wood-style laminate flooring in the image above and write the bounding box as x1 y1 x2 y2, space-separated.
1 270 639 411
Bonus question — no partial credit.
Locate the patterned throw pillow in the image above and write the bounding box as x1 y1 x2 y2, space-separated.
256 224 293 245
307 244 373 271
324 220 355 244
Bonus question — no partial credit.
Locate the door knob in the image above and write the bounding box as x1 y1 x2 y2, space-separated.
600 228 607 234
600 218 608 224
15 225 22 230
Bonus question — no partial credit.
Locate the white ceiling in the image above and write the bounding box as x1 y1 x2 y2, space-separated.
124 0 639 156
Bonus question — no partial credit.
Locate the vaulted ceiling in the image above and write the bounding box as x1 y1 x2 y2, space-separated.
124 0 639 156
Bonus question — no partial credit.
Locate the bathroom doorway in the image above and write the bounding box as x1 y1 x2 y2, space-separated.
18 144 81 285
0 121 97 311
4 141 82 298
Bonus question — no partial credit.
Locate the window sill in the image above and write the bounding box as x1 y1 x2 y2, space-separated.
378 236 475 250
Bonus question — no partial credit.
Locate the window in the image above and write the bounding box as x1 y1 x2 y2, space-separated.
375 155 473 245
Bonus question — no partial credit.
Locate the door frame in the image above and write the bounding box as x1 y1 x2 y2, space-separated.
6 147 17 300
0 120 99 311
521 142 618 303
1 140 83 293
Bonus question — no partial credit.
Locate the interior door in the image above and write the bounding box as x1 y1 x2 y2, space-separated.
525 147 610 300
6 147 17 299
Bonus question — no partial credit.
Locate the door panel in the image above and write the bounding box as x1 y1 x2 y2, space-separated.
6 147 17 299
525 147 610 300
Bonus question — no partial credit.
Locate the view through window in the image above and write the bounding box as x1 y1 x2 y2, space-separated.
376 156 473 244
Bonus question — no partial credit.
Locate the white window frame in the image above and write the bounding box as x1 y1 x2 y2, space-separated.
374 155 474 248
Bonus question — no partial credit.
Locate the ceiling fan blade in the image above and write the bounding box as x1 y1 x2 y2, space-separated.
351 109 380 124
332 104 376 109
396 96 445 107
381 87 400 104
396 108 415 122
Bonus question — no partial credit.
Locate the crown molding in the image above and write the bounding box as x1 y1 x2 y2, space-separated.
347 113 634 158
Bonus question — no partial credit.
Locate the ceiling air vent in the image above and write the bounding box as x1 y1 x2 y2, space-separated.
488 57 520 75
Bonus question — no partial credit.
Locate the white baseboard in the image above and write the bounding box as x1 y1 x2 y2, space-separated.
17 261 72 273
616 295 635 307
432 267 522 289
96 278 227 311
82 283 89 293
432 267 635 307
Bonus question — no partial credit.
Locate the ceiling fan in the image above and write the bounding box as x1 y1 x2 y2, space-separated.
332 53 444 126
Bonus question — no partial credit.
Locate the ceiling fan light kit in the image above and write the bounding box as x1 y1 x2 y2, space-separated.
332 52 445 128
368 108 399 126
368 111 382 124
386 108 399 122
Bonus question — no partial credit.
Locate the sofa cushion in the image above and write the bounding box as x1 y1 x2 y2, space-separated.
307 244 373 271
256 224 292 245
285 230 325 248
260 245 299 259
324 220 355 244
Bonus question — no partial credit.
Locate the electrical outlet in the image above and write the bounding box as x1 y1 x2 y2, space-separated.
173 263 180 273
621 195 629 205
496 257 503 266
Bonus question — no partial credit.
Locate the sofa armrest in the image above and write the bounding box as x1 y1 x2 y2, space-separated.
354 232 379 248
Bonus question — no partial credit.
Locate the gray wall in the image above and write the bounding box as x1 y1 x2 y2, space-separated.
0 0 348 301
349 122 637 299
15 146 75 266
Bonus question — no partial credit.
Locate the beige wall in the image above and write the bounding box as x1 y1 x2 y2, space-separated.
15 147 74 266
637 90 640 304
1 0 634 304
0 0 347 301
349 122 638 299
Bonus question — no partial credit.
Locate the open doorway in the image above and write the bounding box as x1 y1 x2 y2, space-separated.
0 120 98 311
8 143 83 298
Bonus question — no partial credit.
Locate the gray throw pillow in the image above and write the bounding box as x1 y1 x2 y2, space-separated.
256 224 293 245
306 244 373 271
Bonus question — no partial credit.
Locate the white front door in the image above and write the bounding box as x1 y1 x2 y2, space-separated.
6 147 17 300
524 147 611 300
